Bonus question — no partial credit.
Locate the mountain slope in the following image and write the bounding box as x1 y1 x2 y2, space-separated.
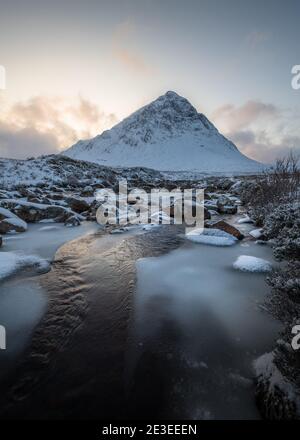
64 91 263 173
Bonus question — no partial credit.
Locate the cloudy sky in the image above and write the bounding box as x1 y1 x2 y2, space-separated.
0 0 300 162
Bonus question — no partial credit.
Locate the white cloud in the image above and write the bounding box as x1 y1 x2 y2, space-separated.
0 96 117 159
211 100 300 163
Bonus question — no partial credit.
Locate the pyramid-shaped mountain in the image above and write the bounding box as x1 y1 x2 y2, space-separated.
64 91 263 173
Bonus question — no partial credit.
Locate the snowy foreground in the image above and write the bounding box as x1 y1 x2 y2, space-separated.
1 153 299 420
0 164 271 281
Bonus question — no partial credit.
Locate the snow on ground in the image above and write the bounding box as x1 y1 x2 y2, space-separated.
237 215 254 224
3 199 57 210
254 352 300 415
249 228 263 239
185 228 238 246
233 255 272 272
0 154 164 190
0 251 49 281
0 155 111 188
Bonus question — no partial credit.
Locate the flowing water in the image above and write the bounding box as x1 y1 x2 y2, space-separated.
0 223 281 420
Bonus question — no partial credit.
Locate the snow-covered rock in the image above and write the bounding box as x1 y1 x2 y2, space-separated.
204 200 218 211
0 217 27 233
0 251 49 280
249 228 264 239
65 91 264 174
1 199 78 224
233 255 272 272
0 207 19 220
216 195 238 214
0 207 27 233
209 220 244 240
185 228 238 246
237 215 254 224
64 197 90 214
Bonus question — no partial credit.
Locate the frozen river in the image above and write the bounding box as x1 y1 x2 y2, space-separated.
0 222 281 419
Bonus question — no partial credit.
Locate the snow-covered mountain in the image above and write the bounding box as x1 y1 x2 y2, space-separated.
64 91 263 173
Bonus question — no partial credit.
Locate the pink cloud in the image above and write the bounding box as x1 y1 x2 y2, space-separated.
0 96 117 159
211 101 299 163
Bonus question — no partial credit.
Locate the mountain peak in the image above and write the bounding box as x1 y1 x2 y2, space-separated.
163 90 182 99
152 90 197 112
162 90 195 103
131 90 204 130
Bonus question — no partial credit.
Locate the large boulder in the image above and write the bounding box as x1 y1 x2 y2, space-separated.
0 207 16 221
65 197 90 213
3 201 73 223
20 205 69 222
217 195 238 214
0 218 27 233
209 220 244 240
41 205 72 222
0 207 27 233
13 205 41 222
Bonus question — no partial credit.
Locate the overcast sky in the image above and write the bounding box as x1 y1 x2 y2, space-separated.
0 0 300 162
